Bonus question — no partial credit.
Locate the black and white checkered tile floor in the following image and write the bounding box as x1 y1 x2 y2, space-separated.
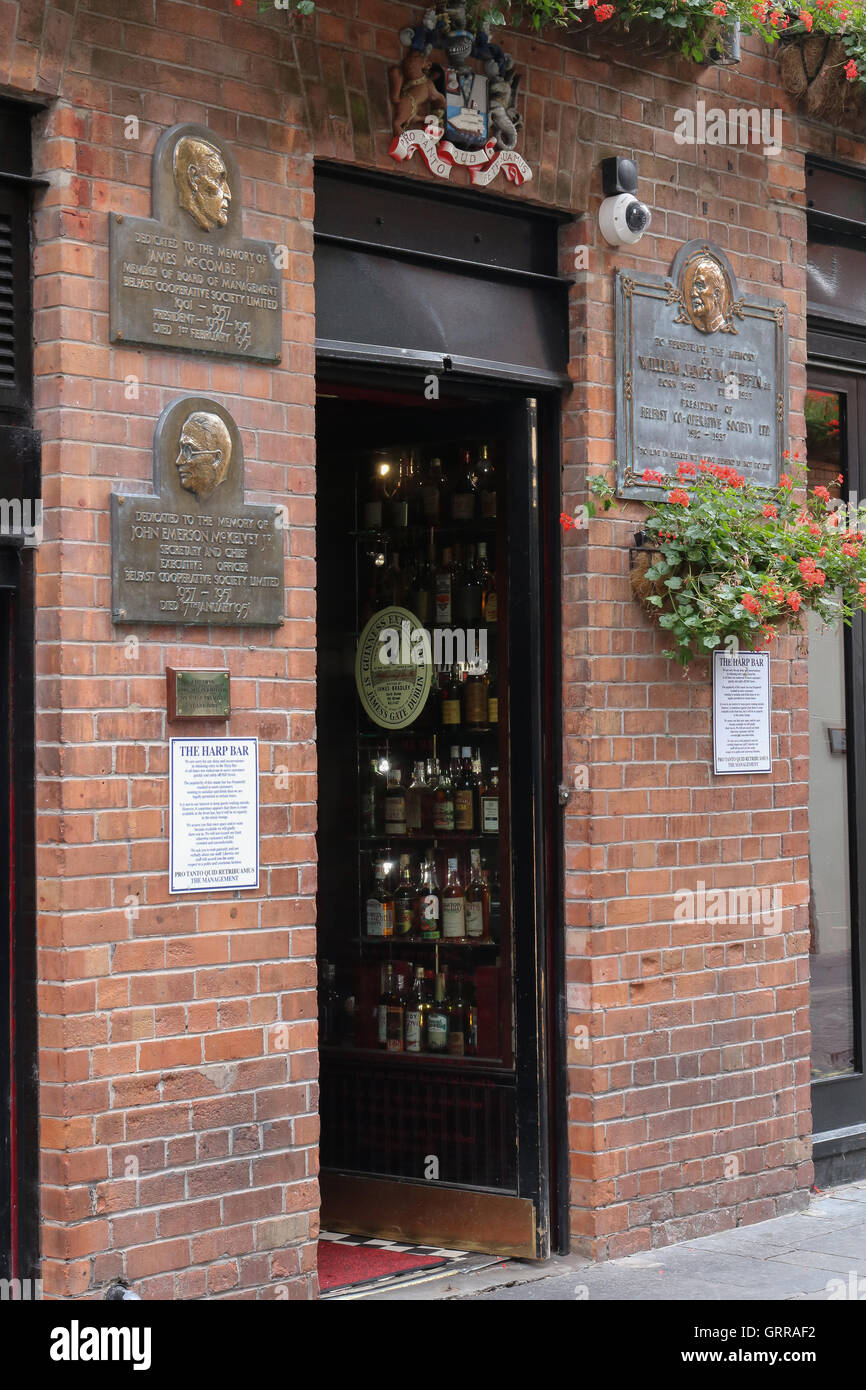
320 1230 475 1260
319 1230 503 1297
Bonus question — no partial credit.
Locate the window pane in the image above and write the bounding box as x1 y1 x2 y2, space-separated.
806 388 856 1081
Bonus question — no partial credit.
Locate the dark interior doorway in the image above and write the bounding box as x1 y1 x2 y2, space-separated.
314 365 564 1257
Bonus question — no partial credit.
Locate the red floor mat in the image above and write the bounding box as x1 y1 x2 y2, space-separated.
318 1239 449 1291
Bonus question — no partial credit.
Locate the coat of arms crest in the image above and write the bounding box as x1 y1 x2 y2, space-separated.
389 6 532 187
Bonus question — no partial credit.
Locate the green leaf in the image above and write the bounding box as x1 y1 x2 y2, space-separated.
665 575 682 589
646 595 665 607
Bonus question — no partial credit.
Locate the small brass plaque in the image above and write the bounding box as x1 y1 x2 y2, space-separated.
167 667 230 719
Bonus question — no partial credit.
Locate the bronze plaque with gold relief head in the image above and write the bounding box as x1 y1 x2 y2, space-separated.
109 123 282 362
614 239 788 501
110 394 284 627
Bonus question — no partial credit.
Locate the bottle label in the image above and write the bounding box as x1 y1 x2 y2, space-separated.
485 592 497 623
367 899 386 936
448 1027 465 1056
465 901 485 938
377 1003 387 1046
386 1006 404 1051
442 698 460 725
455 789 474 830
451 494 475 522
396 903 414 937
434 576 452 624
465 683 487 724
427 1013 448 1047
481 796 499 833
406 797 422 831
442 898 465 938
481 490 496 520
487 696 498 724
433 800 455 831
419 894 440 938
405 1010 422 1051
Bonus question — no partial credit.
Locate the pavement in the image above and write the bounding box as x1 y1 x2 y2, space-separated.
356 1178 866 1300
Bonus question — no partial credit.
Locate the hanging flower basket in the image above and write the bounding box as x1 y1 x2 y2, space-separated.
565 15 682 58
582 458 866 667
777 32 866 129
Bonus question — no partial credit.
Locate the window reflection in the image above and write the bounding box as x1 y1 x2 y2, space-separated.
806 389 856 1080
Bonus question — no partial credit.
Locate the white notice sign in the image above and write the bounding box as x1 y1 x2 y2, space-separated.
712 652 772 775
170 737 259 892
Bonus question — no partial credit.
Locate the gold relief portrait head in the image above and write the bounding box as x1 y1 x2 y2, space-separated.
172 136 232 232
682 252 731 334
175 411 232 500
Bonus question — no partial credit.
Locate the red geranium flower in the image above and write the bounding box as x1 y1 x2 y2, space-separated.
668 488 690 507
742 594 761 615
762 503 778 518
786 591 802 611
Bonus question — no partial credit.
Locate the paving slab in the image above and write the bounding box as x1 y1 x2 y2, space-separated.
357 1179 866 1301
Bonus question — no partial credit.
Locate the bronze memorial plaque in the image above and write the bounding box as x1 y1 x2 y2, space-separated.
110 123 281 361
615 240 787 500
111 395 284 626
166 668 231 719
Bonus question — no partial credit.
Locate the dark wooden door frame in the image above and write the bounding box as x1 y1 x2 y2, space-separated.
805 363 866 1151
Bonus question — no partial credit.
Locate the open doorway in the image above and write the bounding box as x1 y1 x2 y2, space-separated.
314 366 563 1270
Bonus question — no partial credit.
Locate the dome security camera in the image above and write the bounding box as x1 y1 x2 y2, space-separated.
599 192 652 247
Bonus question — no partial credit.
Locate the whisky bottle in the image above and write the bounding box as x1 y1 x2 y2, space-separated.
447 974 466 1056
441 664 462 727
442 856 466 940
426 972 450 1053
433 755 455 832
387 456 409 529
409 533 435 625
423 756 439 833
464 976 479 1055
477 444 496 520
470 748 483 824
454 747 475 833
366 860 395 939
476 541 496 625
384 764 407 836
405 965 429 1054
395 853 416 938
416 853 442 940
405 761 427 835
480 766 500 835
421 456 445 524
377 963 395 1048
465 847 490 940
408 453 425 526
386 971 407 1052
434 546 453 626
464 669 488 726
487 675 499 725
451 449 477 524
361 756 384 835
454 543 481 626
364 457 389 529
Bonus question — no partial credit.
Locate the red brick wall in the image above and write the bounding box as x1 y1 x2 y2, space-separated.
559 44 820 1255
2 0 858 1290
20 0 319 1299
